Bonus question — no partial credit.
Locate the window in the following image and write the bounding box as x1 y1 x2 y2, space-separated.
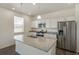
14 16 24 33
14 16 24 41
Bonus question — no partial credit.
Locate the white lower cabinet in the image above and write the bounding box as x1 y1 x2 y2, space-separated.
16 40 56 55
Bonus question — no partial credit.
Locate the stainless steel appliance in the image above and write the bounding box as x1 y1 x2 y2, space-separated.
57 21 77 52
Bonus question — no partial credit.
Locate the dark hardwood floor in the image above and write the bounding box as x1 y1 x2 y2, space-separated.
0 45 18 55
0 45 78 55
56 48 78 55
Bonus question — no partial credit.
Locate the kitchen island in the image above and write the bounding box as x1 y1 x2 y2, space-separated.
15 36 57 55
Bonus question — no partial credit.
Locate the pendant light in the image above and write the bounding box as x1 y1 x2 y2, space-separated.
37 15 42 19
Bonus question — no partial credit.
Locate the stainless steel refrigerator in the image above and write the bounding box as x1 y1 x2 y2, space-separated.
57 21 77 52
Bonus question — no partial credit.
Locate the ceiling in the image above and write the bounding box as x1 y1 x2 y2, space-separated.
0 3 75 16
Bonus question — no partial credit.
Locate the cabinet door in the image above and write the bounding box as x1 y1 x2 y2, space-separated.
31 21 38 28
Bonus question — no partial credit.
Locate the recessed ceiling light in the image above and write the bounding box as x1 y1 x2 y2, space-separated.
33 3 36 5
12 8 15 10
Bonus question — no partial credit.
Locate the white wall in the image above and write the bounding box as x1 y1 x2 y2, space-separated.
0 7 31 49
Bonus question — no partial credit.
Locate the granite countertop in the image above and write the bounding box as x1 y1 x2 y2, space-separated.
16 36 57 52
29 31 58 34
